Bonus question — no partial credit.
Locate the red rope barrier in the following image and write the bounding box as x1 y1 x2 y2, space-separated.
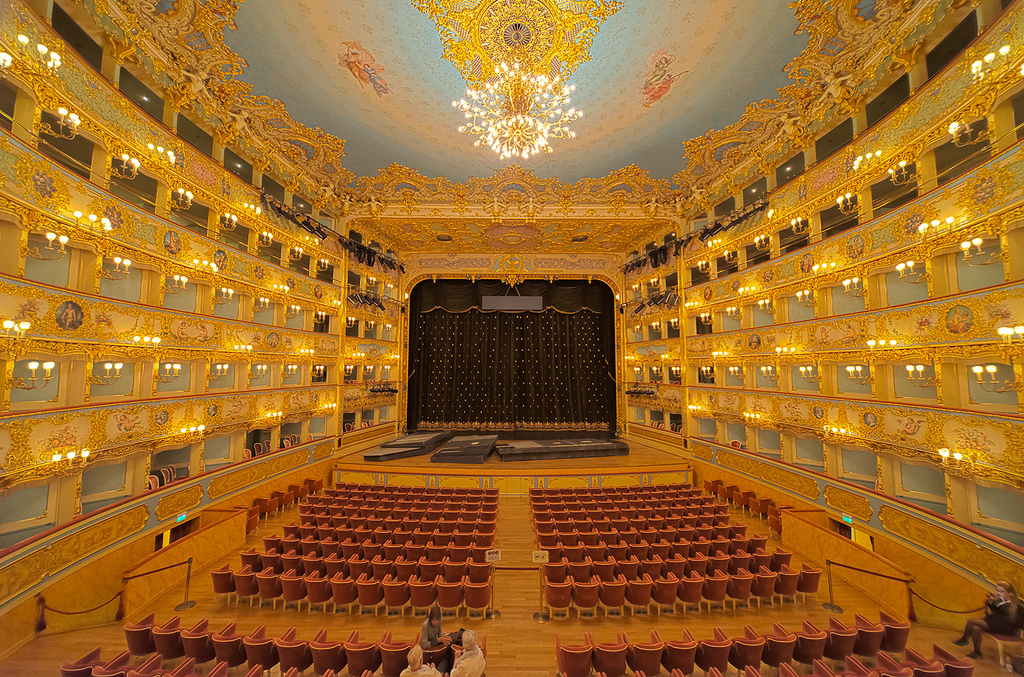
909 589 986 614
122 559 191 582
827 560 913 583
35 592 123 632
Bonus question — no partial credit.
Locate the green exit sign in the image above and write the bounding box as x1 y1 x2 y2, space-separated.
176 513 187 523
841 513 853 524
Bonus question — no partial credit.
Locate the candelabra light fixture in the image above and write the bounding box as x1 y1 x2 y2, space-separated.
798 364 821 384
147 143 176 165
42 107 81 140
866 339 899 349
723 249 737 263
314 310 327 323
795 290 814 307
971 364 1016 392
811 262 837 275
250 363 268 379
918 216 957 238
696 259 709 272
285 304 302 319
166 274 189 295
72 211 113 233
905 363 938 387
264 411 283 420
841 277 865 297
888 160 915 186
209 362 230 381
736 286 756 295
51 448 89 465
317 257 330 272
853 150 883 171
757 298 774 314
290 246 304 261
1 319 31 338
895 260 925 283
297 348 315 356
960 238 1000 266
313 364 327 378
728 365 744 377
243 201 262 216
753 234 770 250
272 283 290 294
192 258 219 274
220 213 239 230
948 120 987 147
698 365 714 378
668 318 680 330
790 217 808 234
743 411 763 423
233 344 254 352
724 306 740 320
822 424 852 443
698 312 712 325
214 287 235 305
132 335 162 345
759 365 778 382
171 187 194 210
89 361 124 387
15 360 56 389
177 424 207 442
113 153 141 180
283 364 298 378
937 447 974 474
258 231 274 247
155 362 182 383
253 296 270 311
836 193 856 214
30 231 70 261
971 44 1012 81
997 326 1024 343
844 364 873 385
102 256 132 280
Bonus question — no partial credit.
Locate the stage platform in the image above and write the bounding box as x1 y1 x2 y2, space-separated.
336 435 689 494
495 438 629 462
362 430 453 462
430 435 497 464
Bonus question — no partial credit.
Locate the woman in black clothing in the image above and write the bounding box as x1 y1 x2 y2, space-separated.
953 581 1020 658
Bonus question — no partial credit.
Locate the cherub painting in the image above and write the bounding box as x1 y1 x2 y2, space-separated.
640 50 687 108
340 41 391 98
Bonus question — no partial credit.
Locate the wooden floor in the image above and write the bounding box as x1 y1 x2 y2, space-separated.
0 442 1008 677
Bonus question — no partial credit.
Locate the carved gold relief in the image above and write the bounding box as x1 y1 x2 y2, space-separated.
824 485 873 521
155 485 203 522
717 448 821 500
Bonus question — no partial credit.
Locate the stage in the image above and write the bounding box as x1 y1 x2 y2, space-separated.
335 435 690 494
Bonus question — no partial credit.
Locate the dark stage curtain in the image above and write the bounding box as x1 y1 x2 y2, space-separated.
408 280 615 432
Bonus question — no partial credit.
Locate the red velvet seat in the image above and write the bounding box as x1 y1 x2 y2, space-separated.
695 629 732 675
124 613 157 658
762 622 797 668
243 626 279 673
556 634 593 677
793 621 828 666
153 616 186 661
654 629 697 675
729 626 766 673
343 631 383 677
599 574 627 617
625 631 665 677
311 629 347 677
587 632 628 677
275 627 313 676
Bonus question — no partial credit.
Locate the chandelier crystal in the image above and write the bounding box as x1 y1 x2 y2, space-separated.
452 60 582 159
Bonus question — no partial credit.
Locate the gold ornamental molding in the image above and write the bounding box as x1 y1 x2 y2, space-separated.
824 485 872 521
312 441 334 460
207 449 307 500
0 504 148 607
879 505 1024 585
690 442 714 461
717 448 821 500
155 485 204 522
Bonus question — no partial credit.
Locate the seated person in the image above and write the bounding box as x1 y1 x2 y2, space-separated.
401 646 440 677
421 606 453 674
450 630 485 677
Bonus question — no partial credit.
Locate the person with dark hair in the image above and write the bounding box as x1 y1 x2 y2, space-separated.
420 606 451 674
953 581 1021 658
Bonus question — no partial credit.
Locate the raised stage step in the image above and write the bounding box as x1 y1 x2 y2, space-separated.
363 431 453 462
430 435 497 464
495 438 630 462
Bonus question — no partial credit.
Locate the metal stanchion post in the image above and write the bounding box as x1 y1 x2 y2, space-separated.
174 557 197 612
821 559 844 613
485 564 501 620
532 568 550 623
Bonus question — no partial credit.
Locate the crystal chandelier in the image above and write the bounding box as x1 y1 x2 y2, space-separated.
453 60 581 159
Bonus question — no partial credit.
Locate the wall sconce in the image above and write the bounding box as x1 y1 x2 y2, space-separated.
192 257 219 274
0 50 10 72
258 231 274 247
155 362 182 383
233 345 253 354
177 424 206 441
723 250 737 262
313 365 327 377
822 425 851 443
960 238 999 266
836 193 856 215
866 339 899 349
220 213 239 230
759 365 778 382
102 256 132 280
650 320 661 331
272 283 290 294
290 246 305 261
971 364 1016 393
687 404 704 413
970 44 1012 81
166 274 189 295
698 365 715 378
757 298 774 314
214 287 235 305
736 286 755 295
72 211 113 233
314 310 327 323
888 161 914 186
209 362 230 381
317 258 330 272
264 411 283 421
147 143 176 165
728 365 744 377
351 351 366 360
798 364 821 383
51 448 89 465
743 411 763 423
668 318 679 329
42 107 80 140
844 364 872 385
253 296 270 311
812 262 837 274
89 361 123 387
996 326 1024 343
250 363 267 379
696 260 709 272
243 202 262 216
753 234 770 250
5 35 61 74
285 304 302 319
937 447 973 474
698 312 712 325
344 364 356 380
283 364 298 378
775 346 797 355
895 260 925 283
724 306 740 320
853 150 882 171
670 365 682 379
948 120 987 147
918 216 956 238
113 153 140 180
171 188 194 210
15 360 56 389
790 217 808 234
795 289 814 307
905 363 938 388
706 238 723 250
1 319 31 339
841 277 865 297
32 231 70 260
132 335 162 345
297 348 314 356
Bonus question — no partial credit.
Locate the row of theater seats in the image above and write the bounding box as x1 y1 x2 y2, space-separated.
250 478 324 522
544 563 821 618
324 483 499 501
536 530 773 564
704 478 791 535
212 564 492 618
292 516 497 542
117 617 484 677
542 544 792 580
553 612 956 677
529 483 699 499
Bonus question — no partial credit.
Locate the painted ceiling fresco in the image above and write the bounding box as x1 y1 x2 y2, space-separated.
220 0 807 183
